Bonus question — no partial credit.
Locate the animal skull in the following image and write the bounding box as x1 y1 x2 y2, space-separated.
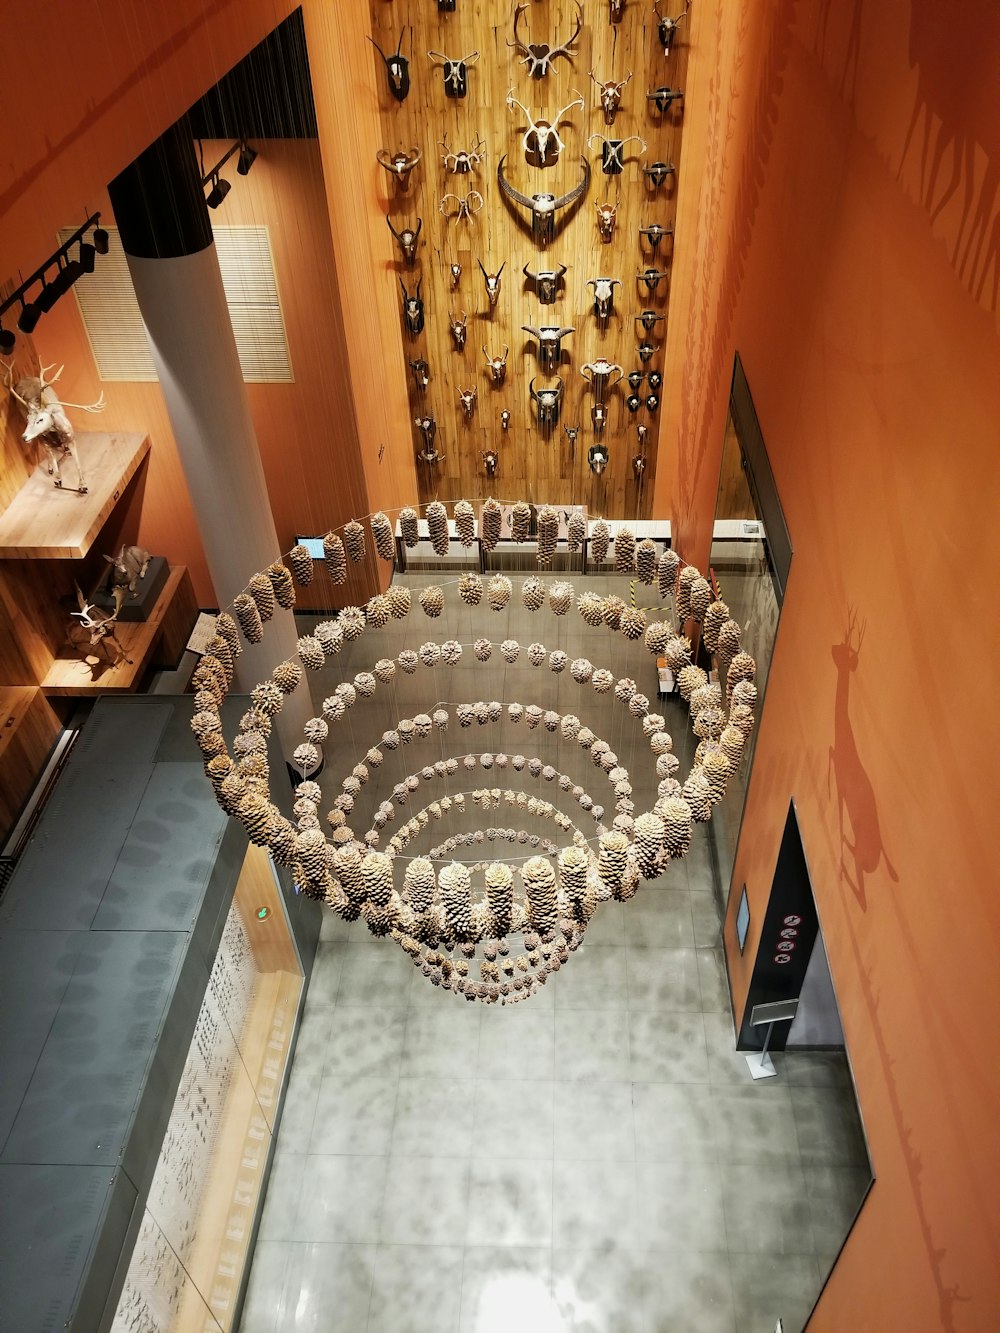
449 261 463 288
588 277 621 325
564 423 581 445
483 346 509 386
409 358 429 392
427 49 480 98
589 133 647 176
498 154 590 248
591 400 608 434
521 323 575 371
529 376 564 429
478 260 506 310
588 443 609 474
399 278 424 336
654 0 691 51
647 86 685 115
508 2 583 79
506 89 584 165
376 146 422 190
449 310 469 350
386 214 422 265
368 29 410 102
596 201 618 242
458 385 478 419
581 358 624 404
643 160 677 189
500 410 512 431
483 448 499 477
522 263 567 305
415 415 437 450
590 70 632 125
639 221 674 254
440 132 487 173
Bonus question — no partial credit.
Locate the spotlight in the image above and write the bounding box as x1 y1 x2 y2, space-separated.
205 173 231 209
0 324 14 355
17 301 40 334
54 258 84 295
93 226 109 255
35 280 59 315
588 444 609 476
237 142 257 176
79 240 96 273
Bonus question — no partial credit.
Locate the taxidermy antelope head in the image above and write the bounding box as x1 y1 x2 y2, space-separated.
596 200 618 242
458 385 478 419
478 260 506 310
368 29 410 102
399 278 424 336
409 357 429 392
386 214 422 265
590 70 632 125
483 346 509 387
449 310 469 350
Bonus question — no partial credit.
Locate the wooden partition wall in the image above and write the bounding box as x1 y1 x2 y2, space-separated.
367 0 689 516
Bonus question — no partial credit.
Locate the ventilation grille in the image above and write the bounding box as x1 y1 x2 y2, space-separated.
60 225 293 383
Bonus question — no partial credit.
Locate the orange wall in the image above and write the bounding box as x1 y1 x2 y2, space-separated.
666 0 1000 1328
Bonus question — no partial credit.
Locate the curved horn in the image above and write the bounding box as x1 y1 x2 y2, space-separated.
462 50 481 66
367 34 388 62
529 377 538 401
497 155 535 211
523 263 538 281
399 277 408 296
553 156 591 210
427 49 447 64
521 325 542 339
478 259 488 278
413 217 422 238
386 214 401 240
496 262 506 279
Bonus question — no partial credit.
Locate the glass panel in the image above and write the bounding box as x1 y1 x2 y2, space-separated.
708 410 783 899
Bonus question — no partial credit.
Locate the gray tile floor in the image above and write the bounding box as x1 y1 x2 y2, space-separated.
238 571 870 1333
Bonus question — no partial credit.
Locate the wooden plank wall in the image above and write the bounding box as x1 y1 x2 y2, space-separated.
369 0 689 518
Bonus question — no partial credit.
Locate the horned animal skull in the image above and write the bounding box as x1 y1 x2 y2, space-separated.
449 311 469 350
478 260 506 310
590 70 632 125
399 278 424 336
522 263 567 305
483 346 509 386
368 29 410 102
596 201 618 242
588 277 621 325
529 377 564 429
386 214 422 265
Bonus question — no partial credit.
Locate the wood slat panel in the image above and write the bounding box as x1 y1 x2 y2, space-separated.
368 0 689 517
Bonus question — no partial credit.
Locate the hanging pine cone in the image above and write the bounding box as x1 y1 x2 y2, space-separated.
297 635 325 671
288 544 314 586
266 561 295 610
689 577 712 622
634 811 666 880
693 705 726 740
322 532 347 584
455 572 481 607
634 538 657 585
426 501 449 556
404 857 437 912
549 582 573 615
474 638 493 662
214 610 242 658
675 565 699 624
522 577 546 611
570 658 593 683
536 506 559 565
397 507 418 548
344 520 366 563
567 510 586 552
598 830 629 896
717 619 742 658
271 660 302 695
501 639 520 663
661 796 693 856
452 499 476 547
615 677 637 703
702 600 730 653
677 664 707 700
293 742 320 774
620 606 646 640
549 651 567 675
691 682 723 715
727 651 756 693
440 862 473 938
420 642 442 668
590 519 610 565
371 511 395 561
614 526 636 573
720 724 745 764
645 621 669 656
527 642 547 667
486 862 514 935
315 620 344 656
523 856 558 934
682 768 713 822
488 574 512 610
247 571 275 622
339 606 366 640
441 639 462 665
387 585 411 619
205 635 233 681
702 749 731 804
649 729 673 755
354 672 376 697
658 548 680 600
730 679 757 711
233 593 263 644
510 500 531 543
304 717 329 745
629 692 649 716
591 669 614 694
664 635 693 671
481 498 502 551
603 596 626 630
577 592 604 627
251 680 283 718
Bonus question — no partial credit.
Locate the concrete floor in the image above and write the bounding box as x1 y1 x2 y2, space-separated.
237 571 870 1333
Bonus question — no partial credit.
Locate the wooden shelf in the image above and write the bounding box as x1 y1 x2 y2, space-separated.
41 565 193 697
0 686 61 835
0 431 150 559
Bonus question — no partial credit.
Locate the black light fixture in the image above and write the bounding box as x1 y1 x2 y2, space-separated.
205 172 231 209
237 140 257 175
0 211 106 349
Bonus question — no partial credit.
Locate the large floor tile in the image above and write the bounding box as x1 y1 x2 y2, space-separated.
782 1049 853 1088
583 899 626 945
239 1239 292 1333
293 1155 387 1243
310 1074 398 1155
632 1082 716 1162
628 1011 710 1083
257 1152 306 1241
728 1252 821 1333
323 1006 408 1079
306 942 348 1008
552 1157 638 1249
626 947 702 1012
551 1247 647 1332
804 1164 871 1269
623 892 695 949
711 1085 800 1166
339 943 414 1006
721 1162 814 1255
554 1009 631 1081
367 1244 464 1333
702 1012 761 1086
279 1242 375 1332
634 1160 726 1251
552 945 630 1010
275 1066 322 1150
466 1158 553 1246
380 1157 471 1246
475 1079 554 1158
690 891 725 949
402 1005 481 1079
553 1081 635 1161
478 1006 554 1078
392 1077 477 1158
696 948 731 1013
642 1248 736 1333
459 1246 554 1333
789 1085 870 1167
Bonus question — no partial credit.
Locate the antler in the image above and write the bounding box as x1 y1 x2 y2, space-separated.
553 91 585 123
38 362 64 390
59 392 106 414
551 1 583 58
2 360 28 407
508 4 529 56
506 89 534 124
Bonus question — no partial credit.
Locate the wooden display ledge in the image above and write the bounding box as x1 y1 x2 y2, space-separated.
0 686 61 836
42 566 195 697
0 431 150 559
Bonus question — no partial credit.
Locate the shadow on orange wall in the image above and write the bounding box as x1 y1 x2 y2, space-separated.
827 609 898 913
